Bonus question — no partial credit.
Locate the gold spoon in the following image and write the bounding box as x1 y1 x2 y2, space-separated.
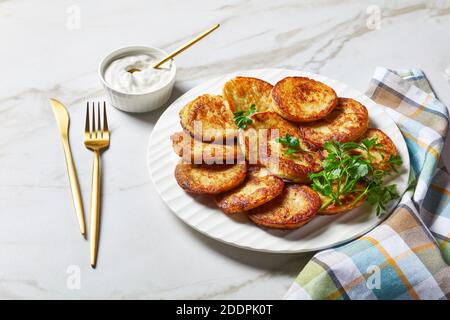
153 23 220 69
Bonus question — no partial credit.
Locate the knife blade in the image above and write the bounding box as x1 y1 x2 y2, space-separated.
49 98 86 237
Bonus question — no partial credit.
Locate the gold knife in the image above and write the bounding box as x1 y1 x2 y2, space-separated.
49 98 86 237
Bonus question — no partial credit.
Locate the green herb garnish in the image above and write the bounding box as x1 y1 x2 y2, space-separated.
357 138 382 163
276 134 305 155
308 139 402 216
233 104 257 129
387 155 403 173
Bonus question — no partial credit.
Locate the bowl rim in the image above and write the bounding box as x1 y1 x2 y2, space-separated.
98 45 177 96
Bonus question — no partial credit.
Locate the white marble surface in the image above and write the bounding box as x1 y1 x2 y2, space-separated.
1 0 449 299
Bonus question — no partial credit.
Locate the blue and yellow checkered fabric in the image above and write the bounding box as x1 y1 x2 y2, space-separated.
285 68 450 300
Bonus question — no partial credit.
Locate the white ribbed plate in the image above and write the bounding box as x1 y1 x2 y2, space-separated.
147 69 410 253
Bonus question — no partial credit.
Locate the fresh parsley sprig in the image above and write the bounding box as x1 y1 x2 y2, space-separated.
387 155 403 173
233 104 257 129
309 141 371 205
276 134 305 155
357 137 382 163
308 139 402 216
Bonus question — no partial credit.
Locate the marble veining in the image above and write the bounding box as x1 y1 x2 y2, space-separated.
0 0 449 299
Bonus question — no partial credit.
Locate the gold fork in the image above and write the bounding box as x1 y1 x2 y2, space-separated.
84 102 110 268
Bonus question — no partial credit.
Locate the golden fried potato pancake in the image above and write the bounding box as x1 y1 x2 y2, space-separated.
238 128 323 181
179 94 237 141
247 111 302 137
175 161 247 194
248 184 321 229
237 129 270 165
171 132 240 164
299 98 369 147
272 77 337 123
264 137 323 183
353 128 399 171
223 76 274 112
238 111 303 163
317 183 367 215
215 166 284 214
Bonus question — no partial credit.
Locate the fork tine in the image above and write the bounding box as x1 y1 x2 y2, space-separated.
103 102 109 133
97 102 101 137
85 102 90 134
91 103 96 137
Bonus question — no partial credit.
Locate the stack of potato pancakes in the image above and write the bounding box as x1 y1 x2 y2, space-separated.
170 76 398 229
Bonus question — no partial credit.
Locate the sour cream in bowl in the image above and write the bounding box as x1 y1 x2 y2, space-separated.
99 46 176 113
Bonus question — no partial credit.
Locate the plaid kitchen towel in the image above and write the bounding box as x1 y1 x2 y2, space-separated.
285 67 450 300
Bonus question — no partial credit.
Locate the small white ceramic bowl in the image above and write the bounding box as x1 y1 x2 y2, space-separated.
99 46 176 113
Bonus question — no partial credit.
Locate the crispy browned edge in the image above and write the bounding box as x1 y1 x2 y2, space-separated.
271 77 337 123
319 197 366 215
170 131 240 162
223 76 274 112
355 128 398 171
319 193 366 215
237 127 323 182
270 150 324 183
248 184 321 229
170 132 190 157
179 94 237 141
249 111 302 136
215 167 284 214
299 97 369 147
174 162 247 194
